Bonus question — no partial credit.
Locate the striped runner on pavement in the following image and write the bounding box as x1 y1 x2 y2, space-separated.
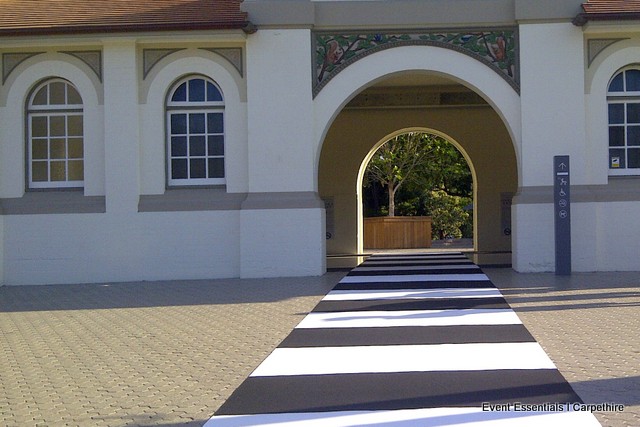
204 252 601 426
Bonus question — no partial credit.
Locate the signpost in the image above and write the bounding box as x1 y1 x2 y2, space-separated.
554 156 571 275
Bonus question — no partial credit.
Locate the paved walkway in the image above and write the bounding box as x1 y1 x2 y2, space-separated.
0 259 638 426
487 269 640 427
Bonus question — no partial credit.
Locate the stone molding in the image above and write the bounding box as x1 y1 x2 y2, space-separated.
0 191 105 215
513 177 640 204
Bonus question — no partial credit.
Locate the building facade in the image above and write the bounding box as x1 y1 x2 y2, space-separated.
1 0 639 285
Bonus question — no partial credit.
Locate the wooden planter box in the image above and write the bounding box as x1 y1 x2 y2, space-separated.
364 216 432 249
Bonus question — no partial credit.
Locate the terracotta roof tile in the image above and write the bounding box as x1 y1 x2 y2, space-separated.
0 0 249 35
582 0 640 14
575 0 640 25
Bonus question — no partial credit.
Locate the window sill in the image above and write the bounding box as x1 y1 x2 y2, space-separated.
608 169 640 177
0 191 106 215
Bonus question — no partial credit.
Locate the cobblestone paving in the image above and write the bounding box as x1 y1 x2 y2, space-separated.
1 268 638 427
0 274 343 426
486 269 640 427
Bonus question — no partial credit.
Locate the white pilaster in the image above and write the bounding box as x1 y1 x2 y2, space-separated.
241 29 326 277
245 29 315 193
102 39 140 213
514 22 595 272
0 216 4 285
519 22 587 187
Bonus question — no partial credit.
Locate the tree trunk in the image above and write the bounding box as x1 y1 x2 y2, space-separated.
388 184 395 217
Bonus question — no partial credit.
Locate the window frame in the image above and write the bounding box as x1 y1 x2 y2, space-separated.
26 78 84 189
165 76 226 187
607 67 640 176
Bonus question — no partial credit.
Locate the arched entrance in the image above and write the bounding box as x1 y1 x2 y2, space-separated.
357 129 477 252
314 45 519 263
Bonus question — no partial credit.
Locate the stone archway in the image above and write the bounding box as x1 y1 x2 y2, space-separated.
314 46 520 260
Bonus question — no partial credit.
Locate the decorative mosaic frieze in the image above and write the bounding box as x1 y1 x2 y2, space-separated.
313 29 518 96
2 52 44 84
61 50 102 81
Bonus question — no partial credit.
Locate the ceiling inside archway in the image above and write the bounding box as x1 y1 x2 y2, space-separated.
348 73 487 109
373 73 459 88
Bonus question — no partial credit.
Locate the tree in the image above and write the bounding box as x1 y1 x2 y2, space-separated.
424 190 471 240
363 132 474 239
364 132 439 216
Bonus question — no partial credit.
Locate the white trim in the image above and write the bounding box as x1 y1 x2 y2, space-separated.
26 79 85 189
165 76 226 187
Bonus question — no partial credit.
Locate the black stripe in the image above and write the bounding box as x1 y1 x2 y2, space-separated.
215 370 582 415
280 325 536 347
348 268 482 276
359 262 475 267
334 280 495 290
368 253 465 258
364 257 470 263
313 297 510 312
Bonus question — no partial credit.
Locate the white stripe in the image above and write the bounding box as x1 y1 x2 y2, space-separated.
323 288 504 301
205 407 602 427
353 264 480 272
296 309 522 329
250 342 556 376
340 273 490 283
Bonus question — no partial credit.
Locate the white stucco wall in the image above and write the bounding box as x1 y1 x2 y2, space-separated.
5 19 640 283
0 216 4 284
104 40 140 213
245 29 317 193
3 211 241 285
0 39 252 285
519 23 587 187
240 28 326 277
140 50 249 195
240 208 326 278
514 22 596 272
584 39 640 271
595 202 640 271
0 54 104 198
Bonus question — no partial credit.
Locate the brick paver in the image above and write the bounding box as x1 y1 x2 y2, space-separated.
486 269 640 427
0 267 638 426
0 275 342 426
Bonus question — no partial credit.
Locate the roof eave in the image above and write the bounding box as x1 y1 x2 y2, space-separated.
0 21 256 37
573 12 640 26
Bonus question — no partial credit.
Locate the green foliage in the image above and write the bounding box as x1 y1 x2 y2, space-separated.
363 132 473 238
364 132 440 216
424 190 472 240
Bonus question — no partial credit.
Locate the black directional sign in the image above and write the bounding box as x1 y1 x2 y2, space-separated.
554 156 571 275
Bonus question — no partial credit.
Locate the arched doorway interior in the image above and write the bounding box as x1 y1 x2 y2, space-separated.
357 129 477 253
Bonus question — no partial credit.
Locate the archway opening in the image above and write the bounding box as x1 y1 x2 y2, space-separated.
359 130 475 252
318 70 518 268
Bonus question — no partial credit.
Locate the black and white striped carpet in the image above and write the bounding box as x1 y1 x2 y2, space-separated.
204 252 601 426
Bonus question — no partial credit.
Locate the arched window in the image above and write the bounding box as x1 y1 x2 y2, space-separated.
166 76 225 186
608 68 640 174
27 78 84 188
